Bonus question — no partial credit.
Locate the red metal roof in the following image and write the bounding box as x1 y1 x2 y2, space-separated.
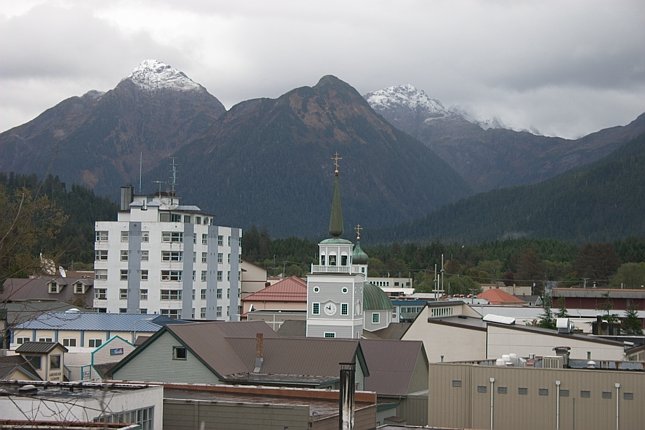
242 276 307 303
477 289 525 305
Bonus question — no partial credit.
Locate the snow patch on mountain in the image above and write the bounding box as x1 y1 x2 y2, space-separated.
365 84 451 118
127 59 201 92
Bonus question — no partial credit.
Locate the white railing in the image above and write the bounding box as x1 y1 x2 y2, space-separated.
310 265 351 274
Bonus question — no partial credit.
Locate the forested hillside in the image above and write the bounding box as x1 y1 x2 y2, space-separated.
0 173 118 282
376 133 645 243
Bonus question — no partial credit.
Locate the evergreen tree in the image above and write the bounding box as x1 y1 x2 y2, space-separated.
622 301 643 335
534 295 557 329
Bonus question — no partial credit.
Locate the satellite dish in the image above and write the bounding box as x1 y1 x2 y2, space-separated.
59 266 67 278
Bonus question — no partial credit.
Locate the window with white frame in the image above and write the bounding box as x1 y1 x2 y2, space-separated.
119 289 128 299
201 271 207 281
202 252 207 263
217 253 223 263
120 231 129 242
95 250 108 261
95 269 107 280
324 332 336 338
95 288 107 300
161 290 182 300
200 307 206 318
161 270 182 281
217 271 222 281
173 346 187 360
38 337 53 342
141 231 149 242
48 282 60 294
140 250 149 261
162 231 183 243
141 270 148 281
341 303 349 315
372 313 380 324
161 251 183 261
120 250 128 261
16 337 30 345
216 306 222 317
201 289 206 299
312 302 320 315
140 289 148 300
160 309 181 319
120 269 128 281
95 231 108 241
202 234 208 244
74 282 86 294
217 235 223 245
62 338 77 347
216 288 222 299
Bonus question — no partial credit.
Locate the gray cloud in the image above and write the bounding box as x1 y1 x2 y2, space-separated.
0 0 643 138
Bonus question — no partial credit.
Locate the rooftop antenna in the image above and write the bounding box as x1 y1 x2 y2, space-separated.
138 152 143 193
169 158 178 205
152 180 165 198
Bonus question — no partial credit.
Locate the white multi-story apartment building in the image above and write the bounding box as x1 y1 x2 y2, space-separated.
94 186 242 320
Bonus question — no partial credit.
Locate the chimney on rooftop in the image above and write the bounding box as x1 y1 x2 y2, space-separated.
339 362 356 430
253 333 264 373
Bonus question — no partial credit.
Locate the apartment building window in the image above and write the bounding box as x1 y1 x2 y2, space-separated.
227 236 231 246
95 250 108 261
141 270 148 281
216 288 222 299
217 271 222 281
119 289 128 299
161 270 182 281
119 308 127 313
121 231 129 242
120 269 128 281
95 270 107 280
95 231 108 241
141 250 149 261
217 235 223 246
200 308 206 318
162 231 183 243
227 271 230 281
88 339 102 348
140 289 148 300
193 233 196 244
312 302 320 315
184 215 191 223
161 309 181 319
140 309 147 314
202 252 207 263
227 253 231 263
193 252 196 263
120 250 128 261
217 253 223 263
341 303 349 315
227 306 230 316
202 234 208 245
192 270 196 281
141 231 149 242
201 289 206 300
227 289 230 299
162 251 183 261
216 306 222 317
95 289 107 300
201 271 207 282
161 290 182 300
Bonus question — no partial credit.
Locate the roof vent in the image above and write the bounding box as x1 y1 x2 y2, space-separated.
18 385 38 393
65 308 80 314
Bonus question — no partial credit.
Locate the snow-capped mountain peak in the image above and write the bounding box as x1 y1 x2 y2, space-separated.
365 84 450 118
127 59 201 92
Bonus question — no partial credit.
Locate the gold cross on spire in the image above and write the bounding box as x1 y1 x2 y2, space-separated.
355 224 363 241
331 152 342 176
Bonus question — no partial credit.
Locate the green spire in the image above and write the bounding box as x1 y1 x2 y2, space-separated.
328 153 344 237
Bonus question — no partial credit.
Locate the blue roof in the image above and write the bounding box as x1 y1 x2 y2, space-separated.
16 312 172 333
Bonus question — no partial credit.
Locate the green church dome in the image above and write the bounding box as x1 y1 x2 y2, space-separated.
353 242 369 264
364 283 392 311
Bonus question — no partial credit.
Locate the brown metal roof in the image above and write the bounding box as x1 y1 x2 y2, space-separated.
166 321 278 377
15 341 67 354
361 339 426 396
225 337 363 379
242 276 306 303
1 276 94 307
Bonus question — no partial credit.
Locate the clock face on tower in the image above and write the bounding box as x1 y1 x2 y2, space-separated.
324 302 338 316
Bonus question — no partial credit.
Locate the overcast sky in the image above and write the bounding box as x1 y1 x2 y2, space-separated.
1 0 643 138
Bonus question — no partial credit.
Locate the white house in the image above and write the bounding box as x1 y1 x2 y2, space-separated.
94 186 242 320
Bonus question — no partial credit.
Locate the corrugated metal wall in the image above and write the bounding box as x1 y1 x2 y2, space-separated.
429 364 645 430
